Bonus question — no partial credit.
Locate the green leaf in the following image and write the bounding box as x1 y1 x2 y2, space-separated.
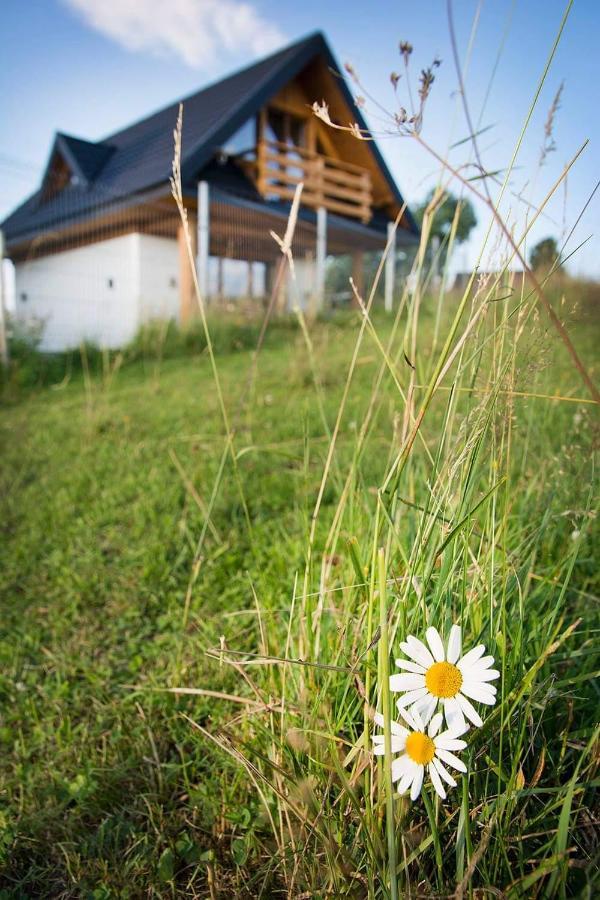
231 836 249 866
157 847 175 883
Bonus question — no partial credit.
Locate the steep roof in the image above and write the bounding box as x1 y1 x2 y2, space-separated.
2 31 418 247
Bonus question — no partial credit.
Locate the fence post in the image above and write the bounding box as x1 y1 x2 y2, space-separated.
384 221 396 313
0 230 8 368
197 180 210 303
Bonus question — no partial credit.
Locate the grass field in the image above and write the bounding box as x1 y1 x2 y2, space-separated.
0 293 598 897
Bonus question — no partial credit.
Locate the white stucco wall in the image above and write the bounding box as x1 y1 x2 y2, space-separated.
13 232 185 352
138 234 180 323
15 233 140 351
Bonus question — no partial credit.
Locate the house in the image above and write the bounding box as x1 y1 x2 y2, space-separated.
1 32 418 351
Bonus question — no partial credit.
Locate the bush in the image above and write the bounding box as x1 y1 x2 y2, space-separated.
0 313 304 400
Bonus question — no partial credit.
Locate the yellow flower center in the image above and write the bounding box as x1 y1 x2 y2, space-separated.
425 661 463 698
405 732 435 765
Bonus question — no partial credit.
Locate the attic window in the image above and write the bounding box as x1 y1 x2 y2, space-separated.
41 152 72 202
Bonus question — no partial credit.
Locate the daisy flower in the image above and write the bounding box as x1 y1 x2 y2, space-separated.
372 705 467 800
390 624 500 730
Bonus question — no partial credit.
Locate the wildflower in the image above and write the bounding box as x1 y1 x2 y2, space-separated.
399 41 413 64
391 625 499 730
372 706 467 800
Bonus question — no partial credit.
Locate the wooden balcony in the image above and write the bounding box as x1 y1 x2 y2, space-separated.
254 139 372 223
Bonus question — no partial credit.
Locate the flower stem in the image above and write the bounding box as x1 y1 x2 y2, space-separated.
378 546 399 900
422 789 443 890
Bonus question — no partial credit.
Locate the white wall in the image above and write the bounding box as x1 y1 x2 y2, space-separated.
14 233 184 351
138 234 180 323
15 233 140 351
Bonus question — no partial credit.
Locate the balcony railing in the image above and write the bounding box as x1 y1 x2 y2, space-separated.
254 139 372 223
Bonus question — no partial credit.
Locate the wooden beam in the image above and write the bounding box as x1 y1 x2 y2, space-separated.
179 213 197 324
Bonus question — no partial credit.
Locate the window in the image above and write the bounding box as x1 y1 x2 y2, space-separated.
265 109 306 150
41 152 72 202
222 117 256 157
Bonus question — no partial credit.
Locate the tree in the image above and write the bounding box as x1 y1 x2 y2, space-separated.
414 189 477 265
529 237 558 273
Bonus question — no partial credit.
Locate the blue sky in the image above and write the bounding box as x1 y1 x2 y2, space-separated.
1 0 599 278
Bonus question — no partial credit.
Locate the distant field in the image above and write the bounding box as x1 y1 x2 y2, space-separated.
0 300 598 897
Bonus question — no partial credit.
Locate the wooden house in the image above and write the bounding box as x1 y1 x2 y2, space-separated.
1 32 418 350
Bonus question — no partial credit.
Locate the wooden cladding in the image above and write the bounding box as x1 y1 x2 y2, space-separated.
254 138 372 223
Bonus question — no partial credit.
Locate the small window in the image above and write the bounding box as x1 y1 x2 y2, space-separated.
41 152 72 203
20 292 28 302
169 277 177 289
265 109 307 150
223 117 257 157
107 278 114 289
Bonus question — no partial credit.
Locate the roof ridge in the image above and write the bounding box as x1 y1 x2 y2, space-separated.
56 131 114 149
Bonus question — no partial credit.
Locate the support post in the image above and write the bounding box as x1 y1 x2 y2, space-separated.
351 251 364 307
0 231 8 368
178 213 197 325
264 261 276 307
197 180 210 303
384 221 396 313
217 257 224 305
246 261 254 300
315 206 327 312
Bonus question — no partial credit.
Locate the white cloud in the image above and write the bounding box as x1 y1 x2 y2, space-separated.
63 0 286 68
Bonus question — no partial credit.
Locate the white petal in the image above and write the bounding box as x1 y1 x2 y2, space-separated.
396 769 414 795
397 706 420 732
425 627 446 662
389 673 426 692
444 697 466 732
391 755 417 782
447 625 462 664
435 748 467 773
405 636 435 668
463 655 495 672
456 693 484 726
457 645 485 671
373 713 409 736
464 680 497 694
428 712 444 737
394 658 427 674
465 669 500 683
415 695 437 727
396 687 428 708
434 734 467 751
410 766 424 800
373 735 406 755
432 757 457 787
429 762 446 799
461 681 497 706
410 705 425 731
460 683 497 705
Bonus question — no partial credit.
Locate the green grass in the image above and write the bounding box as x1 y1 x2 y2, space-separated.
0 295 598 897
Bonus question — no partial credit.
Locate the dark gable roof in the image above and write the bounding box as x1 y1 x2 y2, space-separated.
56 134 116 184
2 31 418 246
